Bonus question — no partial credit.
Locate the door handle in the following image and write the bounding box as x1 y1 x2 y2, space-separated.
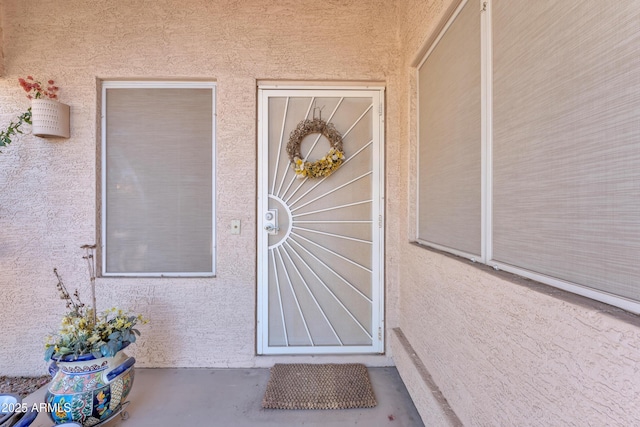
264 209 279 235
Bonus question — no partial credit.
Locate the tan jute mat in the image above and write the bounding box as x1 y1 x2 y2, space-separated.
262 363 377 410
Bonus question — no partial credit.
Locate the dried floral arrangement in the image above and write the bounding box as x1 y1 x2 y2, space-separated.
18 76 59 100
0 76 60 152
44 245 146 361
286 118 345 179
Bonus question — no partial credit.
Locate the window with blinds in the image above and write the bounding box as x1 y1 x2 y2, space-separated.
416 0 640 312
491 1 640 304
101 82 216 276
416 0 482 258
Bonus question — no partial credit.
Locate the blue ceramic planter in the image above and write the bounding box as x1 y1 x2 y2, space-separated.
11 407 38 427
45 346 135 427
0 394 40 427
0 393 22 425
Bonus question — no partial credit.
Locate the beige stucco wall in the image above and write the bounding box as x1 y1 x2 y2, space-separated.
3 1 640 425
0 0 401 375
0 1 4 77
394 0 640 426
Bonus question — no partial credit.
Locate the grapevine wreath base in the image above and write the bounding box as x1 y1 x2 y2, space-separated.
286 118 345 179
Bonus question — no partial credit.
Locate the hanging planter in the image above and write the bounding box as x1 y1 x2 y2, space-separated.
31 98 70 138
1 76 70 151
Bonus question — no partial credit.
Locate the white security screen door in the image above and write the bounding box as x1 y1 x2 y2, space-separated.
257 86 385 354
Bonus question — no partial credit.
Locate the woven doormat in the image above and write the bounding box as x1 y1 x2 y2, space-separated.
262 363 377 410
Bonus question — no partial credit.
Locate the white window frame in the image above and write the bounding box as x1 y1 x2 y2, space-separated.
100 80 217 277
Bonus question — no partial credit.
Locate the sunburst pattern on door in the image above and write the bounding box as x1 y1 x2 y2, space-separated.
258 88 384 354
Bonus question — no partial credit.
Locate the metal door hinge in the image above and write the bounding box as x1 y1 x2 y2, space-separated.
378 327 382 341
378 215 383 228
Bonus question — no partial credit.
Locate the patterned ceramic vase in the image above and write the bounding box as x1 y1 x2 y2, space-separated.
45 347 135 426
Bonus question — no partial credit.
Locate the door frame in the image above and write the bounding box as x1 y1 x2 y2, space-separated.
256 83 386 355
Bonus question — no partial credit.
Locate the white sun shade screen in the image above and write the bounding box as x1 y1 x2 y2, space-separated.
492 1 640 301
417 0 482 257
104 86 214 275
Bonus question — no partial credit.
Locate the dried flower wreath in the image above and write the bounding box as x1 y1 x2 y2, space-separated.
286 118 345 179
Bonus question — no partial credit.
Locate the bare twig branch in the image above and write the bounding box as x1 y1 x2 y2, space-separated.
81 244 97 326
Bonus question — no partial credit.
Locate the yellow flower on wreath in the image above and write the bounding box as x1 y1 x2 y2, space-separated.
293 148 345 179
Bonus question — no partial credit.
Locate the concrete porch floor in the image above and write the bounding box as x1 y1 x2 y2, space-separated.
24 367 424 427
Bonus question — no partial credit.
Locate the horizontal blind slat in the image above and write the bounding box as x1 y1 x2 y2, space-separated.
105 87 214 274
417 0 482 256
492 1 640 300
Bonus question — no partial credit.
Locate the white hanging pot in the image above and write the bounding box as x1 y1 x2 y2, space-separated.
31 98 70 138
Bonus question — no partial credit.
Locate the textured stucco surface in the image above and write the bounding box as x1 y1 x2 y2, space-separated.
0 1 4 77
395 0 640 425
391 328 461 427
3 1 640 426
395 247 640 426
0 0 399 375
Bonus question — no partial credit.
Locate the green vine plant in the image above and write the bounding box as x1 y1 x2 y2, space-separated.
1 76 59 153
0 108 32 153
